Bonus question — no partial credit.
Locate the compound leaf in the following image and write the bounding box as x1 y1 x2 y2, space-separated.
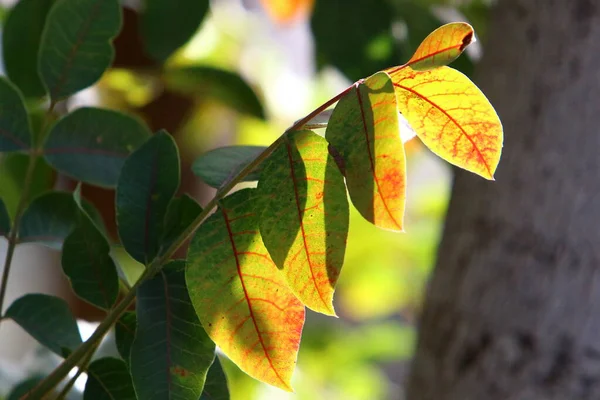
0 77 32 152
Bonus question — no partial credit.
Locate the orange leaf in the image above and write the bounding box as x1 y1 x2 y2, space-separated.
326 72 407 232
402 22 474 71
186 189 305 392
388 66 503 179
256 130 349 316
259 0 314 24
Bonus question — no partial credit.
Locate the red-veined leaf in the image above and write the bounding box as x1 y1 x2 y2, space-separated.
256 130 348 316
387 66 502 179
186 188 305 392
326 71 406 232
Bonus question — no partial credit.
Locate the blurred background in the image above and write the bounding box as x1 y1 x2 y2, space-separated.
0 0 495 399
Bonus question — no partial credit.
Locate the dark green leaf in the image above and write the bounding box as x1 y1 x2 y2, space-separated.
165 66 265 118
161 194 202 254
0 77 32 152
192 145 266 188
0 154 55 218
116 130 180 264
0 197 10 237
4 293 82 356
19 191 78 248
73 184 108 235
311 0 400 81
140 0 209 62
115 311 136 363
44 107 152 188
84 357 136 400
2 0 54 98
38 0 122 101
130 261 216 399
200 357 229 400
7 376 44 400
62 199 119 310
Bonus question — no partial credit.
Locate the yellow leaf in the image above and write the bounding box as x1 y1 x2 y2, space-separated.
405 22 474 70
259 0 314 24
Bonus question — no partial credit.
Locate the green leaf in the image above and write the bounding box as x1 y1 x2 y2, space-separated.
326 72 407 232
311 0 400 81
4 293 82 356
84 357 137 400
0 77 33 152
256 130 349 315
7 376 44 400
19 191 78 248
44 107 152 188
192 145 266 188
115 311 136 363
62 199 119 310
38 0 122 101
130 261 216 400
161 194 202 254
0 154 55 218
165 66 265 118
140 0 209 62
116 130 180 264
2 0 54 98
0 197 10 237
200 357 229 400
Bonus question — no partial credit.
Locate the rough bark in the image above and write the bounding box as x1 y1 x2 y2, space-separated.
406 0 600 399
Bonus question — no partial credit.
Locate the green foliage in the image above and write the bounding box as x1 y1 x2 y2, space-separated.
0 198 10 236
160 194 202 254
84 358 136 400
201 358 230 400
192 145 266 188
115 311 136 363
0 77 32 152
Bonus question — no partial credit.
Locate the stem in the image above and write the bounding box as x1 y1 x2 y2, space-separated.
23 84 355 400
54 340 99 400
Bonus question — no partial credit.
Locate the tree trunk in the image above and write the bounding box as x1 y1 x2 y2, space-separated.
406 0 600 399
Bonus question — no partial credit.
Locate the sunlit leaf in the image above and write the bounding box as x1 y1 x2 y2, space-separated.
326 72 406 231
0 77 32 152
116 130 180 264
62 196 119 310
44 107 152 188
140 0 209 62
85 357 136 400
387 66 502 179
38 0 121 101
257 130 348 315
19 191 78 248
404 22 474 70
186 188 305 391
2 0 54 98
165 66 265 119
160 194 202 254
131 261 216 400
4 293 82 356
200 357 229 400
192 145 266 189
115 311 136 363
0 198 10 237
259 0 314 24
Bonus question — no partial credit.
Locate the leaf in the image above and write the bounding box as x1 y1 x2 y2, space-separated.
0 198 10 237
19 191 78 248
200 357 230 400
192 145 266 189
130 261 216 400
186 188 305 392
387 66 503 179
326 72 406 232
116 130 180 264
0 77 33 152
165 66 265 119
140 0 209 62
311 0 400 81
84 357 137 400
44 107 152 188
7 376 44 400
115 311 136 363
2 0 54 98
403 22 474 71
161 194 202 254
4 293 82 356
38 0 122 101
259 0 314 24
62 198 119 310
256 130 349 315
